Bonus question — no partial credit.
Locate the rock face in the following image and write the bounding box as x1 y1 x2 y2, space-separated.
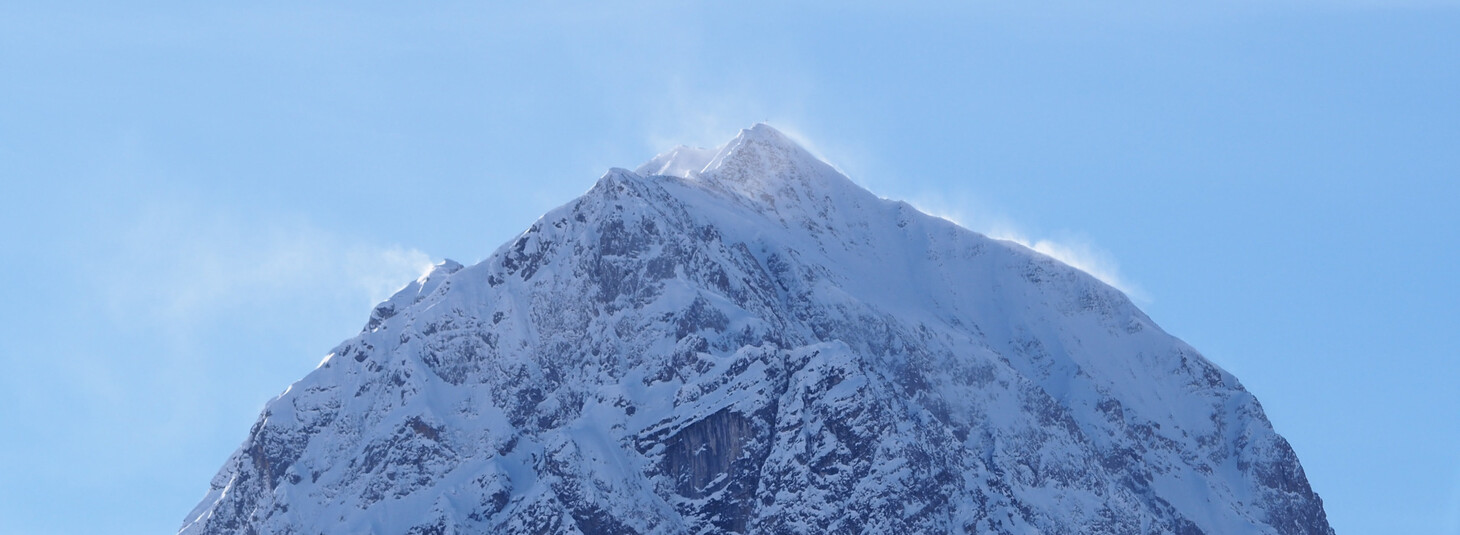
181 124 1333 534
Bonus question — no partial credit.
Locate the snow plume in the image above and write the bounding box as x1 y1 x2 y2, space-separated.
997 231 1150 304
97 203 434 330
642 76 814 157
901 193 1148 304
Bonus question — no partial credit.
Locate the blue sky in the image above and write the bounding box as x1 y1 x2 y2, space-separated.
1 2 1456 533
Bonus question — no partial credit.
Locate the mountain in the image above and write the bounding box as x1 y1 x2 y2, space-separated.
180 124 1333 534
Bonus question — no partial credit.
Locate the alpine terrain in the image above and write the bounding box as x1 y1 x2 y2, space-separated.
181 124 1333 534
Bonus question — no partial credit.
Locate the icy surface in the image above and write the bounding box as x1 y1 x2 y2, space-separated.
182 124 1332 534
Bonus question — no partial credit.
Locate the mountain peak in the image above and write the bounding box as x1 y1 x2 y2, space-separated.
631 124 866 229
185 126 1333 535
734 122 799 149
634 123 812 182
702 123 822 182
633 145 717 178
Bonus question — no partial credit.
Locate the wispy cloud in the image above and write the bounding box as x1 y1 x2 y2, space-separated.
96 203 434 332
41 201 439 478
641 76 816 156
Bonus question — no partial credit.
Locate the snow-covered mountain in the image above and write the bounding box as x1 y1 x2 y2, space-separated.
181 124 1332 534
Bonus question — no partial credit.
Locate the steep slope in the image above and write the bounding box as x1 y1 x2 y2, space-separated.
181 124 1332 534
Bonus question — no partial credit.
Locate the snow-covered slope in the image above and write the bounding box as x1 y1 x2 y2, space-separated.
181 124 1332 534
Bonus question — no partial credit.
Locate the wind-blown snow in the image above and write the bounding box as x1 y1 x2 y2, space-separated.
181 124 1332 535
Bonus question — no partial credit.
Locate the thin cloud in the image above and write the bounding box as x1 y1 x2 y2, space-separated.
641 76 816 158
97 204 434 332
57 202 437 472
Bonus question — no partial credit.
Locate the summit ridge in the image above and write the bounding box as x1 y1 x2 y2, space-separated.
636 123 806 181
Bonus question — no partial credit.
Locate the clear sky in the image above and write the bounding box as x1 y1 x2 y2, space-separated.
1 2 1456 533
